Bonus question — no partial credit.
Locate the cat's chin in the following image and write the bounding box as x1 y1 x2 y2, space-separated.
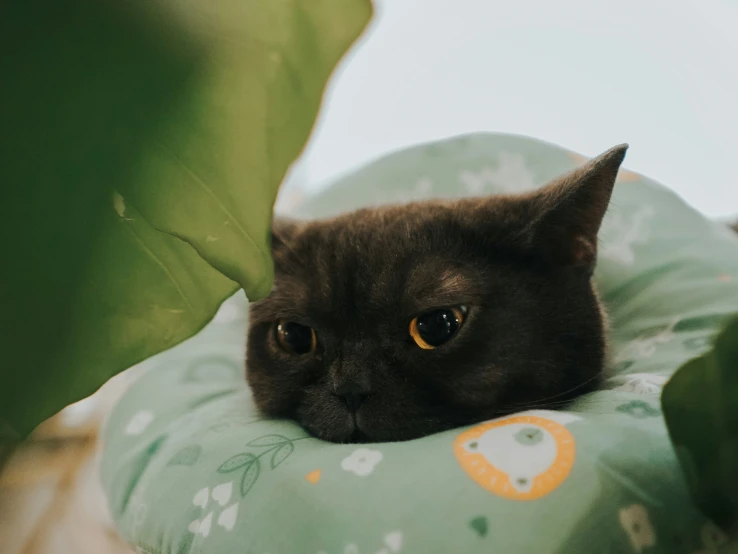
295 409 380 443
300 418 366 444
299 412 458 444
290 385 488 443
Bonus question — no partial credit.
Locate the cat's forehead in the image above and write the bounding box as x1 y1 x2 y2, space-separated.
270 206 485 322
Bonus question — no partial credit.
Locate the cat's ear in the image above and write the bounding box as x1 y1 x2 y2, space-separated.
270 217 301 258
525 144 628 270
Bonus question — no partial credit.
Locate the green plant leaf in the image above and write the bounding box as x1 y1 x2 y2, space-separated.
0 0 372 437
662 315 738 532
218 452 256 474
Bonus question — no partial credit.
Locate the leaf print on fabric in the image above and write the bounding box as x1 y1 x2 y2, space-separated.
341 448 384 477
611 360 635 374
469 517 488 537
683 336 713 352
240 456 261 496
167 444 202 467
215 433 312 498
247 434 290 447
271 441 295 469
219 452 257 474
617 400 661 419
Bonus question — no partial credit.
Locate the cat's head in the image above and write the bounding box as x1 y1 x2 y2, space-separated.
246 145 627 442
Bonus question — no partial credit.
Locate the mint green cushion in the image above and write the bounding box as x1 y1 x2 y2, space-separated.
101 133 738 554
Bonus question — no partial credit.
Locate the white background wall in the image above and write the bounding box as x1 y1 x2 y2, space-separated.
297 0 737 218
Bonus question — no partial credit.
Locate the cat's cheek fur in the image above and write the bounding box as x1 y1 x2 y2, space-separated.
245 325 313 417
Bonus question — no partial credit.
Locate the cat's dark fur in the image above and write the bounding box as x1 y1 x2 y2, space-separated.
246 145 628 443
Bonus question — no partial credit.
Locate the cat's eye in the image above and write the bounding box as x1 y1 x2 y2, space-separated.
409 306 466 350
275 320 317 355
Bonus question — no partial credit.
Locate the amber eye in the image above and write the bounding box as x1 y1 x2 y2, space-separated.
409 306 466 349
275 320 317 355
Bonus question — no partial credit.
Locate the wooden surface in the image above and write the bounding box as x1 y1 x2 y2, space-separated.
0 374 137 554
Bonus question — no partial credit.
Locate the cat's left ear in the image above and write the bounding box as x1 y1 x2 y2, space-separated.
525 144 628 270
270 217 302 259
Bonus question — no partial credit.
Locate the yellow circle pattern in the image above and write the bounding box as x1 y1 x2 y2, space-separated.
453 415 576 500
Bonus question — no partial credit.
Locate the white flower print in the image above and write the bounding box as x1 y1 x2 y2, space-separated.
614 317 680 363
189 482 240 538
599 206 654 265
124 410 154 436
619 504 656 552
692 520 729 553
211 482 233 506
378 177 433 205
192 486 209 508
611 373 669 395
189 511 213 538
341 448 383 477
315 530 402 554
700 521 729 549
383 531 403 552
458 152 536 195
217 503 239 531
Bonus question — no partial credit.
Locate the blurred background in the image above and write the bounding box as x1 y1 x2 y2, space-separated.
3 1 736 553
292 0 738 219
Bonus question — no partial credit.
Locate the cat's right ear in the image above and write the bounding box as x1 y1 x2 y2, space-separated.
520 144 628 271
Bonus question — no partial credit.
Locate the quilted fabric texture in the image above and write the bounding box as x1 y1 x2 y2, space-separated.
101 134 738 554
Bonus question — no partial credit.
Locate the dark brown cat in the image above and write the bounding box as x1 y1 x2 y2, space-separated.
246 145 628 443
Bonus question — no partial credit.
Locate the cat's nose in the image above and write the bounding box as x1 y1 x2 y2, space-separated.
334 383 370 412
341 392 367 412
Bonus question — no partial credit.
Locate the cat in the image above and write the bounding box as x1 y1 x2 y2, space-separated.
246 144 628 443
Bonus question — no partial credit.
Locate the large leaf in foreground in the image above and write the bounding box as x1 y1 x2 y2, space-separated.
662 316 738 532
0 0 371 436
